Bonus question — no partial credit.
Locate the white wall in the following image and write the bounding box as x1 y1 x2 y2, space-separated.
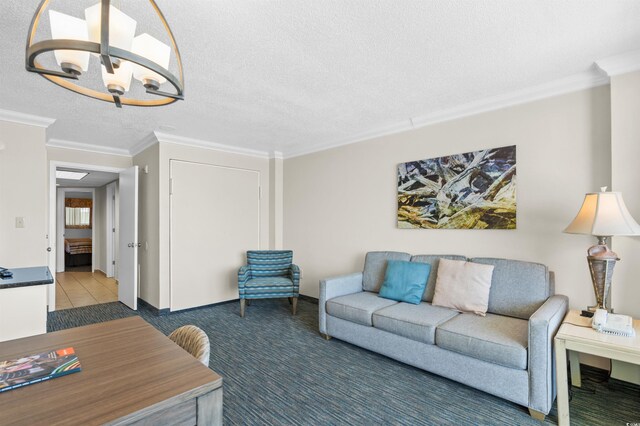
134 140 271 310
284 86 612 311
0 121 48 267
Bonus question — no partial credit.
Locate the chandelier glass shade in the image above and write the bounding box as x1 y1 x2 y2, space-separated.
26 0 184 108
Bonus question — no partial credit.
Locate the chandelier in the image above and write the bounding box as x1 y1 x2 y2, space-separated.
26 0 184 108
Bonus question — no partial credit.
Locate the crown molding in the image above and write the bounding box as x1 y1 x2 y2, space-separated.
47 138 131 157
595 49 640 77
129 132 159 156
270 151 284 160
284 70 609 159
0 108 55 128
154 131 270 159
285 120 413 159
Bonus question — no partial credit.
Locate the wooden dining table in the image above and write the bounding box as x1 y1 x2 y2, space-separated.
0 316 223 425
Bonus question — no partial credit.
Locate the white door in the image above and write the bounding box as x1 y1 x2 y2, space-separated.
118 166 139 310
106 182 116 277
170 160 260 311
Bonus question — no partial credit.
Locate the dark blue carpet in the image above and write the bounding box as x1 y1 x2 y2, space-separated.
48 300 639 425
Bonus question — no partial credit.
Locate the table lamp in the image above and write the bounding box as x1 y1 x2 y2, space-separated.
564 187 640 312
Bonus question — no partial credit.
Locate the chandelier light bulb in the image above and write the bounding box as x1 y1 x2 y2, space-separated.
132 33 170 90
85 3 137 53
48 10 90 75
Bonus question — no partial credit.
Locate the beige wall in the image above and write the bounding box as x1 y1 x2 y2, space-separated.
610 71 640 318
47 147 132 169
135 140 271 309
284 87 612 311
269 156 284 249
0 121 48 267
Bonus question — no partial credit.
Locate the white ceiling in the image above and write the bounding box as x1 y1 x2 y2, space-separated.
2 1 640 157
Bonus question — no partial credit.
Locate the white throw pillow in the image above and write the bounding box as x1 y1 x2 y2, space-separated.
432 258 494 316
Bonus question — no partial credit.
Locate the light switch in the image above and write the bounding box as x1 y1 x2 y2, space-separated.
15 217 25 228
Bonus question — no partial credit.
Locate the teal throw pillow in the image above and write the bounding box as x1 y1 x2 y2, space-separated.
378 260 431 304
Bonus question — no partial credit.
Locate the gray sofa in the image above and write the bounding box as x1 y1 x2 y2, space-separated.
319 252 568 420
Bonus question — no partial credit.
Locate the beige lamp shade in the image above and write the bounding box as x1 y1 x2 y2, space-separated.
564 189 640 237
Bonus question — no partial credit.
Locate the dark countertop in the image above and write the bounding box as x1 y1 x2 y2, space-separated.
0 267 54 290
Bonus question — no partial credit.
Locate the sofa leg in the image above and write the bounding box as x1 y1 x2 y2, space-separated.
240 299 246 318
528 408 545 421
291 297 298 315
246 299 251 306
321 333 332 340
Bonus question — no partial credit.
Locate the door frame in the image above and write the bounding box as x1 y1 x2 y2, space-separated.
48 161 126 311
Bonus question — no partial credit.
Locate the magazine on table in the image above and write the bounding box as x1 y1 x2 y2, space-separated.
0 347 81 393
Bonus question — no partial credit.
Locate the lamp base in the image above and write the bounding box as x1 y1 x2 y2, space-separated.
586 243 619 313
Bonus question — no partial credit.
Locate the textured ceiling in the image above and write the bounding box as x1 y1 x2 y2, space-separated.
1 1 640 157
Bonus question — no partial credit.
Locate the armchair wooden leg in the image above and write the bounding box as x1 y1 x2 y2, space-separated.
246 299 251 306
240 299 246 318
321 333 332 340
291 297 298 315
528 408 545 421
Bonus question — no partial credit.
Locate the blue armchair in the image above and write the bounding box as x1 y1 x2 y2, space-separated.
238 250 300 317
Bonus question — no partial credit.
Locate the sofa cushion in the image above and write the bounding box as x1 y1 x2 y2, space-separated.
372 302 459 344
363 251 412 292
431 259 494 316
435 312 528 370
378 260 431 304
410 255 467 302
470 257 550 319
326 291 398 326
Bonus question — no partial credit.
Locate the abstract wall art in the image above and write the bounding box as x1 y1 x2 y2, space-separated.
397 145 516 229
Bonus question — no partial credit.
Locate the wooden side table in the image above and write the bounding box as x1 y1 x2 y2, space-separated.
554 310 640 425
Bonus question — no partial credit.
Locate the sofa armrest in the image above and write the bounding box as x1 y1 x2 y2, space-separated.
290 264 301 294
319 272 363 335
528 294 568 414
238 266 252 298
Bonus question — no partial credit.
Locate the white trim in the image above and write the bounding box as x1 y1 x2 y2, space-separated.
284 70 609 159
155 131 270 159
47 138 131 157
129 133 158 156
595 49 640 77
270 151 284 160
0 108 55 128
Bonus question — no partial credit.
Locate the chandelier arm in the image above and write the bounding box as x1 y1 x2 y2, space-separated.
149 0 184 91
100 0 115 74
26 41 183 99
145 88 184 101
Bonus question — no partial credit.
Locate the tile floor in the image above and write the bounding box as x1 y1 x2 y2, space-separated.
55 270 118 310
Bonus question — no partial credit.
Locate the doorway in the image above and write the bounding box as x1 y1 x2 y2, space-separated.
48 162 139 312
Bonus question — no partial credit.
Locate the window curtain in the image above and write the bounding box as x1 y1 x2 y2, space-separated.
65 198 92 228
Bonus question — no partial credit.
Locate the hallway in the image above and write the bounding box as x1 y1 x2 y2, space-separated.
56 271 118 310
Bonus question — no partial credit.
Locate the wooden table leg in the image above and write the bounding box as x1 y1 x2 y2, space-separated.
568 350 581 387
555 338 570 426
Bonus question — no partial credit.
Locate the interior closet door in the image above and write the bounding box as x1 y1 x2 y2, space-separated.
170 160 260 311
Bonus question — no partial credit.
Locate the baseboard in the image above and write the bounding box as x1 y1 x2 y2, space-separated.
137 298 170 316
299 294 318 304
168 299 238 314
138 296 318 316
